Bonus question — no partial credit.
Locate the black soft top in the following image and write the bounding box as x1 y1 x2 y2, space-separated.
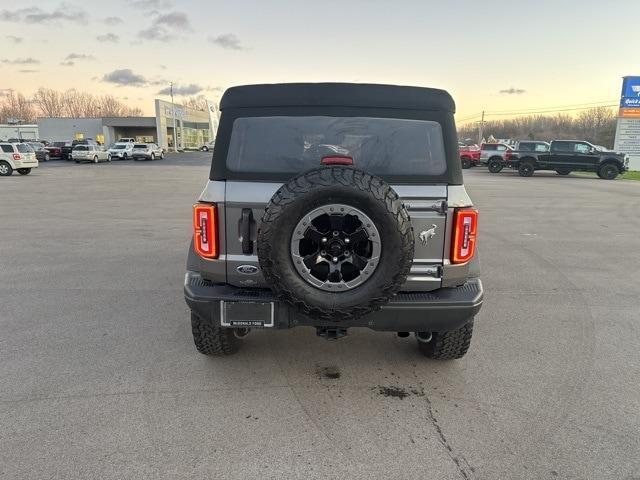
220 83 456 113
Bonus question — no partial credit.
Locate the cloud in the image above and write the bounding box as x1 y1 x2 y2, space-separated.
60 61 75 66
6 35 23 43
102 69 147 87
0 5 87 24
19 69 38 73
130 0 172 8
499 87 526 95
104 16 122 25
157 83 203 96
97 33 119 43
137 11 191 42
66 53 94 61
208 33 244 50
154 11 191 30
1 57 40 65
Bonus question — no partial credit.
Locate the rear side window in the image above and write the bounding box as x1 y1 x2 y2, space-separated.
552 141 573 152
16 144 31 153
1 145 14 153
483 144 496 151
518 142 534 152
226 116 447 176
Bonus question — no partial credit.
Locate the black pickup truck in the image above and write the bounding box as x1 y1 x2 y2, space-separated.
511 140 629 179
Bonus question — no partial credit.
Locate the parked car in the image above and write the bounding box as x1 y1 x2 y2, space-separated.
479 143 516 173
63 139 98 160
0 142 39 176
27 142 50 162
511 140 629 179
131 143 164 161
45 141 66 159
184 83 483 359
459 145 481 169
71 144 111 163
118 137 135 143
514 140 550 153
200 140 215 152
108 142 134 160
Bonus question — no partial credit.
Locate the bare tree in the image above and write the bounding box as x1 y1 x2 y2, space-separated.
0 90 36 123
182 95 208 112
98 95 127 117
458 107 618 148
63 90 100 117
32 88 65 118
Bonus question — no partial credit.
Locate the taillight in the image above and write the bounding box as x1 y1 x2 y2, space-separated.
505 150 514 160
451 208 478 264
12 153 21 160
193 203 219 258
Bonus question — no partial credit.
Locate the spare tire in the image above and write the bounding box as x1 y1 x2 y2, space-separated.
257 166 414 321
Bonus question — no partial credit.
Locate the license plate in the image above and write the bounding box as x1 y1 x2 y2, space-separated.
220 301 274 328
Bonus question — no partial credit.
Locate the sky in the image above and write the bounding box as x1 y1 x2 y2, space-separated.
1 0 638 124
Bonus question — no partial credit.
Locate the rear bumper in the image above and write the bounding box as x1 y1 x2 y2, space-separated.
184 271 483 332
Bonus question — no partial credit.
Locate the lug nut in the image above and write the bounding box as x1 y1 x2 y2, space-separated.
344 251 350 256
322 237 327 243
344 238 350 243
333 231 339 236
321 250 326 256
332 257 339 263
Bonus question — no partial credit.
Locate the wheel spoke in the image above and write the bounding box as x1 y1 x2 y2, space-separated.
346 227 368 244
304 226 325 244
350 253 369 271
303 253 323 269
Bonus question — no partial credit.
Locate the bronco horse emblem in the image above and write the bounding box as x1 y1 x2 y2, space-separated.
419 224 438 246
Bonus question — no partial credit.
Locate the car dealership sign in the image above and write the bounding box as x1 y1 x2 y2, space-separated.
614 76 640 169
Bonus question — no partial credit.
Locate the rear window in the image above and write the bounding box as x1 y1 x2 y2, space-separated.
134 144 147 149
74 145 88 151
226 116 447 176
16 144 32 153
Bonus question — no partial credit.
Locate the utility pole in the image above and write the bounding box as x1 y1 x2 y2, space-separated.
478 110 485 145
170 82 178 152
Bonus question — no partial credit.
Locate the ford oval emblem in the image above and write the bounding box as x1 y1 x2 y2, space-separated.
237 265 259 275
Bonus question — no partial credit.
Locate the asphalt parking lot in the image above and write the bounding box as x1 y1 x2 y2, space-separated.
1 154 639 480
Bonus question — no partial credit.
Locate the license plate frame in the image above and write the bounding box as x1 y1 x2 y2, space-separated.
220 301 275 328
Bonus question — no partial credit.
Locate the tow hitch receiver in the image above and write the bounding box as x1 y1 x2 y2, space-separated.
316 327 348 340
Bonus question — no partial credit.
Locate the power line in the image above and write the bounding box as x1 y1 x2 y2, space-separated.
485 104 617 116
485 99 617 115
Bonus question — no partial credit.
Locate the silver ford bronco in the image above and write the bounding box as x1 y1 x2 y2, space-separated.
184 83 483 359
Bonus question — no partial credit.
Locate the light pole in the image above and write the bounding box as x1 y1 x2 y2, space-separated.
170 82 178 152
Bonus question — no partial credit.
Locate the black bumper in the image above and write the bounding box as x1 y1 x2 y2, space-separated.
184 271 483 332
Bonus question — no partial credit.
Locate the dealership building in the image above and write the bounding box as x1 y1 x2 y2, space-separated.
34 98 217 150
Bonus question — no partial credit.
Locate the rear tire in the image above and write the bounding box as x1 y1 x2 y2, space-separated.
518 162 534 177
151 153 155 160
190 312 241 355
417 320 474 360
0 161 13 176
598 163 619 180
44 153 50 162
556 169 571 175
461 157 471 169
488 158 503 173
93 156 98 163
17 168 31 175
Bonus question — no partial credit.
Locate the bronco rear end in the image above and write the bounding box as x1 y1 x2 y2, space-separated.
184 83 483 359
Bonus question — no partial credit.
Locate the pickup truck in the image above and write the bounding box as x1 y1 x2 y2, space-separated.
511 140 629 180
459 145 481 169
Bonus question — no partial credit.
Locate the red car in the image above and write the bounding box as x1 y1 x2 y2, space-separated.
459 145 481 169
44 141 66 159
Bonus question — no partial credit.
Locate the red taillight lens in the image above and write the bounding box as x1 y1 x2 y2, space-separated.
193 203 219 258
321 156 353 165
12 153 21 160
451 208 478 264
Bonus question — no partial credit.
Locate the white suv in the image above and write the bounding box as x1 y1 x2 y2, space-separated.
0 142 38 176
108 142 134 160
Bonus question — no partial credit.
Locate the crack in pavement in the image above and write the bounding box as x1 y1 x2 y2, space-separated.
423 393 475 480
